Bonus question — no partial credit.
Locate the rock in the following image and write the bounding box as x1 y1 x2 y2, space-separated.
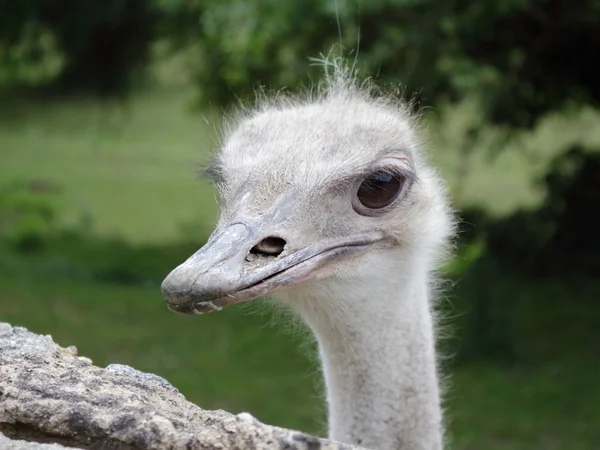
0 432 69 449
0 323 361 450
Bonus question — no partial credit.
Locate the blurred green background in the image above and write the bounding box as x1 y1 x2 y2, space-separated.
1 1 599 448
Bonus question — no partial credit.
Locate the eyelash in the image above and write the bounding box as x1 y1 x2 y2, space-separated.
331 165 417 192
377 166 417 184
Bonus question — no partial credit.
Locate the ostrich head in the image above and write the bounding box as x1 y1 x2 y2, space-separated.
161 63 453 450
162 68 451 316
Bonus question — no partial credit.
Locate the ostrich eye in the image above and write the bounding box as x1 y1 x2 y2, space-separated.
356 170 405 210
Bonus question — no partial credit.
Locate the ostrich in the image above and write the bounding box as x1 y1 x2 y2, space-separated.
161 61 454 450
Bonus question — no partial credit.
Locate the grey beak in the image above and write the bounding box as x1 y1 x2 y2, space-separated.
161 222 255 314
161 219 381 315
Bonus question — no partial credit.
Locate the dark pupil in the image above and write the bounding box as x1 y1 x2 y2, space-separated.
357 171 403 209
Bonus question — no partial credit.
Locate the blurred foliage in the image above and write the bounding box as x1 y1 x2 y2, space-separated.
444 145 600 360
0 0 158 95
157 0 600 129
462 146 600 279
0 180 61 252
2 0 600 128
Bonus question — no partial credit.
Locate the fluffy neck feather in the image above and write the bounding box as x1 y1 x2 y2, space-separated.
289 252 443 450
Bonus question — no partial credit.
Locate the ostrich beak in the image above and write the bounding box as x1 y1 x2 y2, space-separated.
161 221 381 315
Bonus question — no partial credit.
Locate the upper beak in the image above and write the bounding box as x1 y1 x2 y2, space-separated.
161 220 381 315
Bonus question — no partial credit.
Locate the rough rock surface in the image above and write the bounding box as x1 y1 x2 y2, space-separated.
0 323 360 450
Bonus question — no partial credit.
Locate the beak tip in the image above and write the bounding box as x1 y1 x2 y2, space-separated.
161 271 227 316
160 273 190 307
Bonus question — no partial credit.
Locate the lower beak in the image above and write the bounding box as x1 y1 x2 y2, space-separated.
161 222 381 315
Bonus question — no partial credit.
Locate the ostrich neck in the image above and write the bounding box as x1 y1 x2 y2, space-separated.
294 266 443 450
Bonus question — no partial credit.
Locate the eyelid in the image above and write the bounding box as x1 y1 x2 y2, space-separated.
366 158 418 185
383 165 418 185
379 156 416 180
324 160 417 196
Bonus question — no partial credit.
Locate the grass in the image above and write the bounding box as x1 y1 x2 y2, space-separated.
448 363 600 450
0 89 220 243
0 87 599 448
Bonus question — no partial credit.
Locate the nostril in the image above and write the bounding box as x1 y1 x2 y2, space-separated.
250 237 286 257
